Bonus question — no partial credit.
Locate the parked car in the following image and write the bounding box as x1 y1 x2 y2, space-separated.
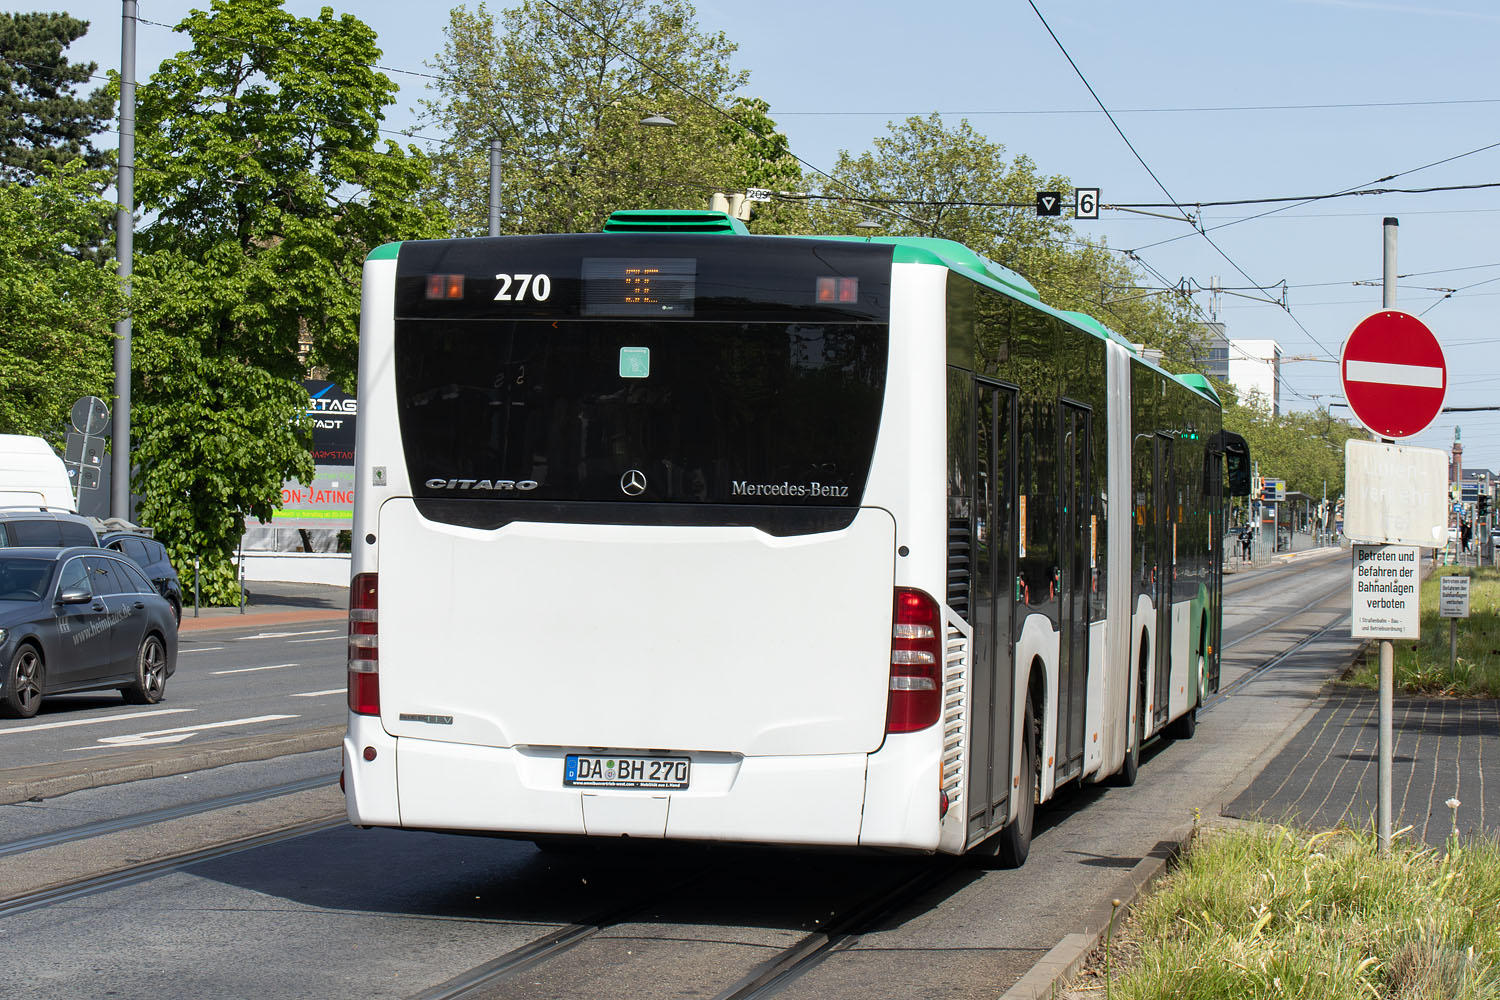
0 507 99 548
0 546 177 719
100 531 184 624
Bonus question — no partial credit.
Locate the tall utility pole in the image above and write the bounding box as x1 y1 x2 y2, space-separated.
1377 215 1397 853
488 140 501 237
112 0 138 520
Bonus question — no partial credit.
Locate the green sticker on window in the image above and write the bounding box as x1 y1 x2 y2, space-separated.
619 346 651 378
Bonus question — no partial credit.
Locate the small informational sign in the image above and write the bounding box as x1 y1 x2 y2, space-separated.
1440 575 1471 619
1074 187 1100 219
744 188 771 202
1035 192 1061 217
1260 477 1286 502
1343 440 1448 547
1351 544 1421 638
619 346 651 378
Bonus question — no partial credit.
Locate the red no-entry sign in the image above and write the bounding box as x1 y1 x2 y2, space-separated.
1339 310 1447 439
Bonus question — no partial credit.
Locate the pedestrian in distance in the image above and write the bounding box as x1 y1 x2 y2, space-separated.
1461 519 1472 554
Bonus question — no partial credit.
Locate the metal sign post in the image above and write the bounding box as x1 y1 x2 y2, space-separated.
1439 576 1471 673
1340 217 1450 853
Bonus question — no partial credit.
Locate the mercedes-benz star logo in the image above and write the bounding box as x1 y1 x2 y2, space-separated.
620 469 647 496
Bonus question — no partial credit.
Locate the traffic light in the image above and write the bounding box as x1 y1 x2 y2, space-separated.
1481 494 1490 518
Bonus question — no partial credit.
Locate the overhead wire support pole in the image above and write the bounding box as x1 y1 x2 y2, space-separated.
1378 215 1398 855
112 0 137 521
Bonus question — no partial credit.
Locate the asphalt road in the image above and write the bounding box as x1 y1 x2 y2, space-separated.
0 620 346 768
0 550 1355 1000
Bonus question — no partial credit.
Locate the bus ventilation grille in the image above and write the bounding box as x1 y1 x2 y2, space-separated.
947 517 971 617
941 623 969 813
602 210 750 235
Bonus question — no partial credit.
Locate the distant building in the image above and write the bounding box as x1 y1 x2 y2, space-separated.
1228 338 1282 415
1190 322 1230 380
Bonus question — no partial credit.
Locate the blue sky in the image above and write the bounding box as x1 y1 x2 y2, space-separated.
47 0 1500 470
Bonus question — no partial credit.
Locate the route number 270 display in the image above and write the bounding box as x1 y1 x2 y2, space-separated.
494 272 552 302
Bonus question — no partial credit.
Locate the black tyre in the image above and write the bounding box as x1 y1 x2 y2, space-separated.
1168 702 1198 740
1167 647 1203 741
1114 657 1147 787
121 634 168 705
1 643 43 719
996 699 1038 869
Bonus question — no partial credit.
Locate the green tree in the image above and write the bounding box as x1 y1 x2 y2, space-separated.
0 12 113 182
1224 391 1362 501
128 0 448 602
0 160 120 439
802 114 1203 365
424 0 797 235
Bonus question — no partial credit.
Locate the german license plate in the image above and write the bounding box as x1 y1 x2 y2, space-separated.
564 754 690 789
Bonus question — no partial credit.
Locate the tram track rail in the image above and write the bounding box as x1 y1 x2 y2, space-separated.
0 814 344 918
0 772 337 860
710 864 957 1000
404 857 956 1000
1221 589 1347 653
1207 601 1351 713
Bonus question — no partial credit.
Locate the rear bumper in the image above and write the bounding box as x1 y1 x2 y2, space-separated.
344 721 876 847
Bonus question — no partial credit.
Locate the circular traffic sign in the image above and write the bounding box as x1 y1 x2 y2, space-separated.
1339 310 1446 439
70 395 110 436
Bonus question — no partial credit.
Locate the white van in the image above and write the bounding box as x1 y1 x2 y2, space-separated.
0 434 77 511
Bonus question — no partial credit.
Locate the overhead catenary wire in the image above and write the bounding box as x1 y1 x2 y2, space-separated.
1025 0 1337 369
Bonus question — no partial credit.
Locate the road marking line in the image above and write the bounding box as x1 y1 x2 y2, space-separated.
0 708 194 735
68 713 300 749
212 662 301 676
289 636 344 644
179 646 226 653
232 628 340 641
291 689 345 698
1344 359 1444 388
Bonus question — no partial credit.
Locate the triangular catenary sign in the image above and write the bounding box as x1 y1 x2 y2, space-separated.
1036 192 1061 217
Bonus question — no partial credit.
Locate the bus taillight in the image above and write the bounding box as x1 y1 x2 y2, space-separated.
348 572 380 715
887 587 942 734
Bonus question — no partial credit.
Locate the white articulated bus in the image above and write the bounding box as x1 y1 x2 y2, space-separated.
343 210 1250 863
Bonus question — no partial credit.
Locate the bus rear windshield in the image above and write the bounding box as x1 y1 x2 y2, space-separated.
395 319 888 510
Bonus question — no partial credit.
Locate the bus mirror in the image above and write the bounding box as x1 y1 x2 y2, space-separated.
1218 431 1251 497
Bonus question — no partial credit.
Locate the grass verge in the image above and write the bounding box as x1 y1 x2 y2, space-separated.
1345 565 1500 697
1070 823 1500 1000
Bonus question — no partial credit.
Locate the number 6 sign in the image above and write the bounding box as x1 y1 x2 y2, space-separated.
1074 188 1100 220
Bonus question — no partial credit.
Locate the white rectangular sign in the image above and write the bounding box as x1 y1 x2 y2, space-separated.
1351 544 1421 639
1440 575 1471 619
1343 440 1448 547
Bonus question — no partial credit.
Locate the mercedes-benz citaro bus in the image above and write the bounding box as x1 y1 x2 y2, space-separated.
343 210 1250 865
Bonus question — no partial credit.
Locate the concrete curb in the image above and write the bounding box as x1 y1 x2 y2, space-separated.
0 725 344 805
998 828 1192 1000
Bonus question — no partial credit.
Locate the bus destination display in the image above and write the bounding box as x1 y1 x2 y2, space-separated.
582 257 696 317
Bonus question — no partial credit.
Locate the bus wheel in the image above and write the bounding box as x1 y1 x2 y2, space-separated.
1114 667 1146 787
1167 702 1198 740
1167 650 1203 741
996 699 1037 869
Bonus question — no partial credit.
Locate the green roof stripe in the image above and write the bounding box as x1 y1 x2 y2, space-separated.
367 242 401 261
